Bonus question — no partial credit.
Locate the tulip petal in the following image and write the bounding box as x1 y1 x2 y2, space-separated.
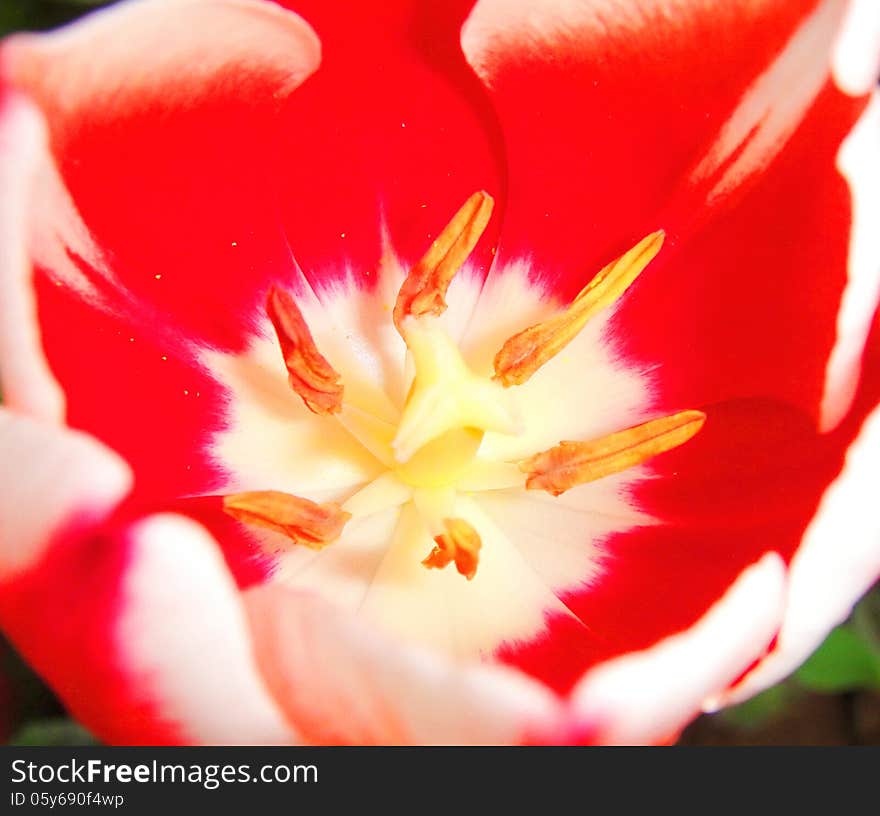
115 513 296 744
462 0 875 423
265 0 502 297
0 0 322 494
0 510 295 745
718 344 880 705
0 407 131 578
1 0 322 350
0 91 64 421
832 0 880 95
821 91 880 431
2 0 501 349
245 582 560 745
495 395 853 692
570 553 786 745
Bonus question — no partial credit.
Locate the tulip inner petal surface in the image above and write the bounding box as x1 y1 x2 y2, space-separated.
208 194 704 659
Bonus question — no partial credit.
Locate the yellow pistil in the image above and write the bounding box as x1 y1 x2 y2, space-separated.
393 190 494 333
266 285 344 415
391 192 514 475
392 318 518 470
520 409 706 496
421 517 482 581
493 231 665 387
223 490 351 549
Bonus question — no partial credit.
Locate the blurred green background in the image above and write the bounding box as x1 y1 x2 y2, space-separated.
1 0 878 746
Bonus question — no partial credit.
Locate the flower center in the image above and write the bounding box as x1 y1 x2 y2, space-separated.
221 192 706 582
392 319 516 487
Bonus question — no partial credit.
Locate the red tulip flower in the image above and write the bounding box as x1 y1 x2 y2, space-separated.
0 0 878 745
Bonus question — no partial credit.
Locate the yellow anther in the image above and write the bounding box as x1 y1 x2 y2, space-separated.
493 231 665 387
222 490 351 549
422 517 482 581
266 285 344 415
520 409 706 496
393 191 494 332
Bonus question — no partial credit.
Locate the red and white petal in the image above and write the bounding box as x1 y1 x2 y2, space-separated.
462 0 873 424
0 91 64 421
245 581 561 745
520 399 831 684
615 79 868 428
2 0 500 350
821 91 880 430
1 0 322 347
719 405 880 706
0 510 294 745
569 553 786 745
0 0 324 498
832 0 880 95
461 0 849 285
0 407 131 578
115 513 295 744
265 0 502 296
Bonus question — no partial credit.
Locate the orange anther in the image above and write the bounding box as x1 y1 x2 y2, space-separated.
223 490 351 549
422 517 482 581
393 191 494 332
521 409 706 496
266 286 343 415
494 231 664 387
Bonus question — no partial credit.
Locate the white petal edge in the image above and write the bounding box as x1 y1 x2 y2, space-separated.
0 407 132 578
4 0 321 105
688 0 846 204
832 0 880 96
118 513 297 745
245 584 562 745
820 90 880 431
570 553 787 745
717 404 880 706
0 93 65 421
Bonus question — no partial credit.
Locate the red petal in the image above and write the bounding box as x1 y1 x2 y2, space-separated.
569 554 786 745
0 408 130 579
0 512 293 745
3 0 500 352
1 0 322 350
720 301 880 703
463 0 871 421
614 82 869 424
500 303 880 695
267 1 502 295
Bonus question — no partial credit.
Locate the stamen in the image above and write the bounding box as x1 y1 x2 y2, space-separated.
520 409 706 496
421 517 482 581
493 231 665 387
393 191 494 332
266 285 344 415
223 490 351 549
